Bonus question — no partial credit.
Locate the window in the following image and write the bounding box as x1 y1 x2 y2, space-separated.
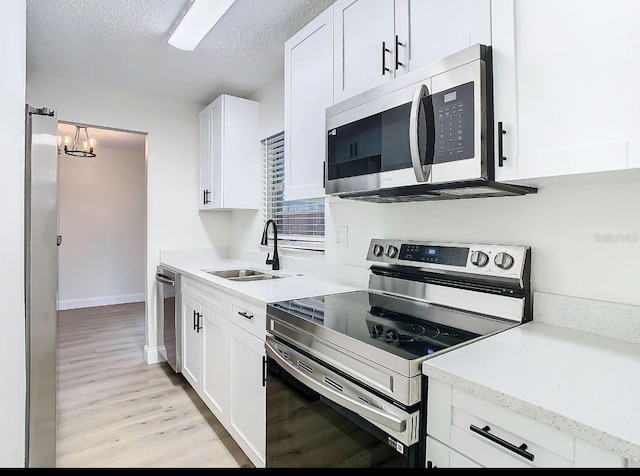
262 131 325 251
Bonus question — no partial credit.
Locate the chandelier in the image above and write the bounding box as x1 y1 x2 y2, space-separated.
60 126 96 157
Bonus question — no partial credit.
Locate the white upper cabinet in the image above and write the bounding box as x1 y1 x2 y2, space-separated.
284 5 334 201
333 0 396 101
492 0 640 182
333 0 492 102
395 0 491 74
198 94 260 210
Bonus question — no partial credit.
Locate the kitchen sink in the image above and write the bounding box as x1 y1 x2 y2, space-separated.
229 274 282 282
204 268 283 281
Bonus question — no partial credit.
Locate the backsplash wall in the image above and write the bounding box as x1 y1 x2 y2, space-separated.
325 180 640 306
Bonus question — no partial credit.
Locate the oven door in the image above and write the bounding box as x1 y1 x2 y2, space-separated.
265 337 421 468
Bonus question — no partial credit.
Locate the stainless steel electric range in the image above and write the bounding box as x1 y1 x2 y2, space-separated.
265 239 531 468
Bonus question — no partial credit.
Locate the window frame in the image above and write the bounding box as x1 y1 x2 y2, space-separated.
262 131 325 253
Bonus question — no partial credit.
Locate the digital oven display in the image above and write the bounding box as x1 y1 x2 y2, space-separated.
398 245 469 266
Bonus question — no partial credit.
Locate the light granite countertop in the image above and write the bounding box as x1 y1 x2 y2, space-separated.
159 249 363 306
421 312 640 463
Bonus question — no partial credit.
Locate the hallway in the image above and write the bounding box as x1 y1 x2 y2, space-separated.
56 302 253 468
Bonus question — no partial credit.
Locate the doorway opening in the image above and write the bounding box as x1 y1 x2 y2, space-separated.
56 122 147 312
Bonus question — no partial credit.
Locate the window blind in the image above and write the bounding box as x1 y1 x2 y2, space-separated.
262 131 325 251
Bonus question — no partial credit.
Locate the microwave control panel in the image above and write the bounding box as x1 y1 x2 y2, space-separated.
432 81 475 164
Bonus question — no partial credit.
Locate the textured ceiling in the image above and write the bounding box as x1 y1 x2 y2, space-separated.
26 0 336 105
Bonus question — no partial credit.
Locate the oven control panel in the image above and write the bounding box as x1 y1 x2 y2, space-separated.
367 239 529 280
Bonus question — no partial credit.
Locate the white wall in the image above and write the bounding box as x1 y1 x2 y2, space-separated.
57 143 146 310
0 0 26 466
234 74 640 308
26 72 232 362
231 73 285 252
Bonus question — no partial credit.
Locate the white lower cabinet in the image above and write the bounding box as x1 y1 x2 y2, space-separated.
200 306 228 424
227 324 266 466
181 294 202 390
181 277 266 468
426 436 482 468
426 378 627 468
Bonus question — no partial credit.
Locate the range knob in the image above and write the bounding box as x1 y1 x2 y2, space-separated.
372 244 384 257
494 252 515 270
386 245 399 258
385 329 398 343
470 250 489 267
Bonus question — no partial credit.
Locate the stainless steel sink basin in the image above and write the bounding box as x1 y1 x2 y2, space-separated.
229 274 281 282
204 268 283 281
206 269 265 279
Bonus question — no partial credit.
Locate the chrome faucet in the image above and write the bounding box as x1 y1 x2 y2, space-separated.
260 219 280 271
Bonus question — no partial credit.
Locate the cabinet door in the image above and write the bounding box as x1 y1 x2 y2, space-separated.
334 0 396 102
181 294 201 390
450 448 484 468
491 0 519 181
395 0 491 74
198 106 213 210
209 98 223 208
200 305 228 425
493 0 637 181
426 436 451 468
284 5 334 201
227 324 266 468
220 95 260 209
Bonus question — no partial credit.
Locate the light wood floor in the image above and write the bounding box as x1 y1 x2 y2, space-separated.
56 302 254 468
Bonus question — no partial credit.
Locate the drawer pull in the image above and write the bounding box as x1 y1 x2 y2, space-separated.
469 424 534 462
238 311 254 320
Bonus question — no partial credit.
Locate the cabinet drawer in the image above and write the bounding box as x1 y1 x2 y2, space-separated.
427 379 627 468
182 277 229 317
229 298 266 341
450 407 572 467
450 387 574 466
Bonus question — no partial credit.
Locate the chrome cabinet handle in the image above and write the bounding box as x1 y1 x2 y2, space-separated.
238 311 253 320
469 424 534 461
410 83 431 183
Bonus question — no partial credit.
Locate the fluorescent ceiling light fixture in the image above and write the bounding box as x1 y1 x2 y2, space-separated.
168 0 236 51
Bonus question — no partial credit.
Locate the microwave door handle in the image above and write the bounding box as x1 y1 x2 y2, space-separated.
410 83 431 183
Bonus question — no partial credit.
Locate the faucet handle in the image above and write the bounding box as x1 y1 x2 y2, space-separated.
265 253 273 265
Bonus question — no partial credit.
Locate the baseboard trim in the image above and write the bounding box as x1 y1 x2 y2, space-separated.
57 293 145 311
144 345 165 365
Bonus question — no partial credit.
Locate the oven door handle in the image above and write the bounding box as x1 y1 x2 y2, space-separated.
266 341 407 433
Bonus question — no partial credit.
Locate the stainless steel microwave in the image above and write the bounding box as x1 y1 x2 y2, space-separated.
324 44 536 202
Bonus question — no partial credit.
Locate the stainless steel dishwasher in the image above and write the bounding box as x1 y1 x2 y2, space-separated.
156 265 181 373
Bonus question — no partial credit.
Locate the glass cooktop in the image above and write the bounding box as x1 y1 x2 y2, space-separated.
268 290 483 361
